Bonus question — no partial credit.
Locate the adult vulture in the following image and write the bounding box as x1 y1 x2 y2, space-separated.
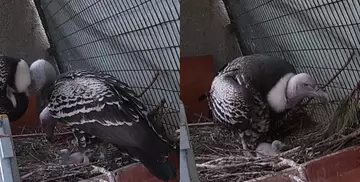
209 54 328 156
39 69 177 181
0 55 55 121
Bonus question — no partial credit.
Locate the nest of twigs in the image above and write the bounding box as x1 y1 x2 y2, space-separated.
190 88 360 182
14 132 134 182
13 96 178 182
190 125 309 182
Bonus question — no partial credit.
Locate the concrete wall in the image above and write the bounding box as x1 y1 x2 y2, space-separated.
180 0 242 71
0 0 49 63
0 0 54 116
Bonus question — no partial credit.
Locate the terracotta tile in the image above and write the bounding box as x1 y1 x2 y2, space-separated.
116 164 180 182
305 146 360 182
251 146 360 182
10 95 38 134
116 152 180 182
325 167 360 182
245 168 298 182
180 56 215 122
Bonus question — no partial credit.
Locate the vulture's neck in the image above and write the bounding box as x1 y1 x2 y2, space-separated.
267 73 295 113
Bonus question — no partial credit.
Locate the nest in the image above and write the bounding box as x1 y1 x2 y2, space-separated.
187 50 360 182
14 131 134 182
190 89 360 182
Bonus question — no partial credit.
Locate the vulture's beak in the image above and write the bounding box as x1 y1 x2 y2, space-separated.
312 86 328 103
43 123 56 143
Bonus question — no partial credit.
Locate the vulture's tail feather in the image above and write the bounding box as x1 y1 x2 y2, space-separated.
128 147 177 181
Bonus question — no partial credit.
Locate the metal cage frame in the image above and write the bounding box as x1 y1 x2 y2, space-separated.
35 0 180 136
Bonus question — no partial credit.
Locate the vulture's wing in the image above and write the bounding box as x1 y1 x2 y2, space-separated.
47 70 171 155
47 70 177 180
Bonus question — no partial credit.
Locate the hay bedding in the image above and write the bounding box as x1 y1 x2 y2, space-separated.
190 99 360 182
188 52 360 182
14 133 134 182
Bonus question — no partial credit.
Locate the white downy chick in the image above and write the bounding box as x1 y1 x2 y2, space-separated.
59 149 90 165
256 140 286 157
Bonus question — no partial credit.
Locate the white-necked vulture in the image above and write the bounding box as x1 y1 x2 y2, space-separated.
209 54 328 155
0 55 56 121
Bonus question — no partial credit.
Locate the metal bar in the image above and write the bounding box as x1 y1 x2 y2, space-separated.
179 100 200 182
0 115 20 182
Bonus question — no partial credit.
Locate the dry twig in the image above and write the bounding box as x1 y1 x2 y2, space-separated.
15 134 134 182
188 122 215 127
91 165 116 182
13 131 73 138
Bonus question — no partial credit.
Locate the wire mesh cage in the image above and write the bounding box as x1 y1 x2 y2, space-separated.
36 0 180 136
223 0 360 123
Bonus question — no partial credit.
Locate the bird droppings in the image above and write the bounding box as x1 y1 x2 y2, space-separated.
14 131 135 182
190 95 360 182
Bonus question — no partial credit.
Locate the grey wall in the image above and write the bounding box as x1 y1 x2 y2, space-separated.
0 0 50 63
0 0 57 114
180 0 242 71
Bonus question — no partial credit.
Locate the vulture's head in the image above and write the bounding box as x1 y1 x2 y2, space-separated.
271 140 286 152
28 59 57 95
268 73 328 112
286 73 328 105
39 106 57 143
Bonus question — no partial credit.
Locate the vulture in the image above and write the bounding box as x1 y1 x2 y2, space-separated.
0 55 56 121
255 140 285 157
209 54 328 156
39 69 177 181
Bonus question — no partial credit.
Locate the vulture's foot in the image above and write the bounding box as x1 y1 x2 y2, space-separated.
239 133 254 157
98 153 106 161
97 143 109 162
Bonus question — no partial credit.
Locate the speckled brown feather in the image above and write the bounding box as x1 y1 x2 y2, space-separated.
209 54 297 149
